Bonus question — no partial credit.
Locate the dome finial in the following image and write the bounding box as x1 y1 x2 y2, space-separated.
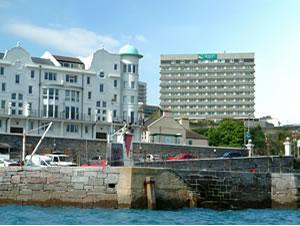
16 41 20 47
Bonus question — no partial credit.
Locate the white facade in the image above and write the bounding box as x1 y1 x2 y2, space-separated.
0 43 143 141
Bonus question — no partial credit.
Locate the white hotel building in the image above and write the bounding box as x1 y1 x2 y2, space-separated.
0 43 143 140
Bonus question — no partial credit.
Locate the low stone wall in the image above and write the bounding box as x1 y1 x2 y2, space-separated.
0 166 119 208
136 156 296 173
271 173 300 208
0 166 195 210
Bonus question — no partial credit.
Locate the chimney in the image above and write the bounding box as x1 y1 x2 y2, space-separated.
162 110 172 117
178 117 190 129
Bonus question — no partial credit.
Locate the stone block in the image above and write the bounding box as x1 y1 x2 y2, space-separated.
60 168 74 176
104 174 118 185
28 177 47 184
106 187 116 194
54 185 68 192
97 172 107 178
44 184 57 191
83 172 98 178
20 189 33 195
72 176 89 184
29 184 44 191
17 194 32 201
66 190 87 199
11 175 21 184
46 175 60 184
31 191 50 202
73 183 84 190
0 184 10 191
84 185 94 191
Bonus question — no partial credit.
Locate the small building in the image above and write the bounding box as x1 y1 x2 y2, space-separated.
142 111 208 146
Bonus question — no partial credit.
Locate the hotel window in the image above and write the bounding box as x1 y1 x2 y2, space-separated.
114 80 118 88
133 65 136 73
100 84 104 92
28 86 32 94
66 124 78 133
88 108 91 116
123 64 127 73
11 93 16 100
1 100 5 109
18 93 23 100
0 67 4 75
113 110 117 118
15 74 20 84
96 101 101 107
128 64 132 73
114 64 118 70
31 70 35 78
88 91 92 99
103 101 106 108
44 72 56 80
112 94 117 102
1 83 5 91
87 76 90 84
131 81 135 89
66 74 77 83
123 81 127 88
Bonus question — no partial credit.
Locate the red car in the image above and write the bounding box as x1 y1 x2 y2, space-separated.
81 159 107 167
166 152 197 161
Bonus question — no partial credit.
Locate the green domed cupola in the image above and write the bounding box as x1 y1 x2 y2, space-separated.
119 44 143 58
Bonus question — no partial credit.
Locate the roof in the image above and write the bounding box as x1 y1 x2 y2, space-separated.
53 54 84 64
31 57 54 66
186 130 207 140
119 45 143 58
0 51 54 66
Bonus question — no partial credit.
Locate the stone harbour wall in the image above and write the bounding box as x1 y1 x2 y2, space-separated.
271 173 300 208
0 166 195 210
137 156 296 173
177 170 272 209
0 166 119 208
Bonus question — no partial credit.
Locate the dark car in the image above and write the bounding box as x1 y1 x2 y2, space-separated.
221 151 242 158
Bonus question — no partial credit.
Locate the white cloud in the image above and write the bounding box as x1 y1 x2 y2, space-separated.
4 23 121 56
134 35 147 43
121 34 147 43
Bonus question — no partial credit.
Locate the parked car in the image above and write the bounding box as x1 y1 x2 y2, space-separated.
0 159 19 167
221 151 242 158
81 156 107 167
45 153 76 166
166 152 197 161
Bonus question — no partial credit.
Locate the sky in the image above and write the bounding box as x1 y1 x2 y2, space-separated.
0 0 300 124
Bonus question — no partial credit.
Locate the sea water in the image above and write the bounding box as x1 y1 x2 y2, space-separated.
0 204 299 225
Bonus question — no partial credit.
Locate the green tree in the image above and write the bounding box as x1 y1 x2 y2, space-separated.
249 126 266 155
206 118 244 147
